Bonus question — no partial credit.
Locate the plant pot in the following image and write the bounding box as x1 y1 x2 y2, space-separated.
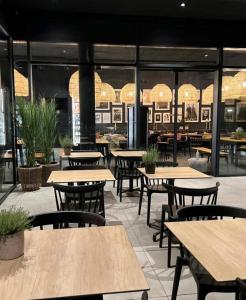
0 231 24 260
64 148 71 155
145 163 156 174
18 165 42 191
41 162 60 187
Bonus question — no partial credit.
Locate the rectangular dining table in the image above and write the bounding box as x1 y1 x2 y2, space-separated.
59 151 104 168
111 150 146 157
0 226 149 299
47 168 115 183
165 219 246 282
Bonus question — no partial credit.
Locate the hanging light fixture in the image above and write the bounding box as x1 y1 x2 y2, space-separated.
202 84 214 104
221 75 233 101
231 71 246 100
150 84 172 103
178 84 199 104
120 83 136 104
100 82 116 102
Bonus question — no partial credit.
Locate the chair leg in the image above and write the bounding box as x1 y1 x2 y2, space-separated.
197 286 208 300
171 256 187 300
147 192 152 226
119 177 123 202
168 230 172 268
138 184 144 215
159 205 166 248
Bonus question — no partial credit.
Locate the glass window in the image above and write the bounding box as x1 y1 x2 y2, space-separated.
13 41 27 61
219 69 246 175
140 46 218 65
31 42 79 62
223 48 246 67
94 44 136 64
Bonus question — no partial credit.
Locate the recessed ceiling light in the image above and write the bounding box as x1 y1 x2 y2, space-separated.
180 2 186 7
62 49 66 54
204 54 208 57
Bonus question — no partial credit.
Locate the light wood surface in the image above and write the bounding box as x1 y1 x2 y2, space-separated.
96 139 110 144
165 219 246 282
0 226 149 299
193 147 228 157
111 150 146 157
60 151 103 159
138 166 210 180
48 169 115 183
221 137 246 143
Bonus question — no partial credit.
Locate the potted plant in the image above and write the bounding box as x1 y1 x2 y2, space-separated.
142 147 159 174
0 207 31 260
232 127 246 140
17 99 42 191
38 100 59 186
59 135 73 155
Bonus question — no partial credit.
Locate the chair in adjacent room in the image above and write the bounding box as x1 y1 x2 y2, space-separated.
160 182 220 267
53 181 106 217
138 161 178 226
171 205 246 300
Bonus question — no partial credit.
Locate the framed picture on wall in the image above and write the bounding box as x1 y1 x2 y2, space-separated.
95 101 110 110
236 102 246 122
155 101 170 111
172 106 183 123
148 108 153 123
224 106 235 122
154 112 162 123
112 107 122 123
95 112 102 124
163 113 170 123
102 112 111 124
201 107 211 122
114 89 122 105
184 102 199 122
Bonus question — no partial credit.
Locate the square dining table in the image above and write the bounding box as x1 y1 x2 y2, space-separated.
59 151 104 168
47 168 115 183
165 219 246 282
0 226 149 299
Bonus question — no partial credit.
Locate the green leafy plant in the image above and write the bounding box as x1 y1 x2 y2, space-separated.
38 99 57 164
17 98 40 167
0 207 31 236
142 147 159 165
59 135 73 149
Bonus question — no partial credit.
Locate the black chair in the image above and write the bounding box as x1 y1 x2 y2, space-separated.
68 156 100 166
29 211 106 229
160 182 220 267
171 205 246 300
117 156 142 202
141 291 148 300
188 136 203 157
53 181 106 217
138 161 178 226
63 165 106 171
97 143 110 167
237 278 246 300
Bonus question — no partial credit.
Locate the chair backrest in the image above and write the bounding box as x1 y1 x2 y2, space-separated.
53 181 106 216
68 156 100 166
97 144 109 156
176 204 246 221
63 165 106 171
78 142 96 150
163 182 220 212
144 161 178 185
29 211 106 230
117 155 142 173
141 291 148 300
237 278 246 300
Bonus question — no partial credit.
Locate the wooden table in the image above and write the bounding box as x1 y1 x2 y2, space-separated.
60 151 103 168
192 147 228 161
96 139 110 144
111 150 146 157
165 219 246 282
221 137 246 165
48 169 115 183
0 226 149 299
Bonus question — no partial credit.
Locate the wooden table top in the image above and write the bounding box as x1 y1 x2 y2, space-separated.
48 169 115 183
96 139 110 144
111 150 146 157
165 219 246 282
221 137 246 143
193 147 228 156
60 151 103 159
138 166 210 180
0 226 149 299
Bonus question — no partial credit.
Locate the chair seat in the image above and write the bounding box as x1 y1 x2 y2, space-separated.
146 184 168 193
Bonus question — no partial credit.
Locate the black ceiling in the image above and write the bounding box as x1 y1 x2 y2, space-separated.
3 0 246 21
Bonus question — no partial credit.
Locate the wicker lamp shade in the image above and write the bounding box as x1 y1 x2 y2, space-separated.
120 83 136 104
14 69 28 97
150 84 172 103
100 82 116 102
231 71 246 100
178 84 199 104
202 84 214 104
221 76 233 101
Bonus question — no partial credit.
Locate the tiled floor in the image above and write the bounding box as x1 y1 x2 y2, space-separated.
1 176 246 300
